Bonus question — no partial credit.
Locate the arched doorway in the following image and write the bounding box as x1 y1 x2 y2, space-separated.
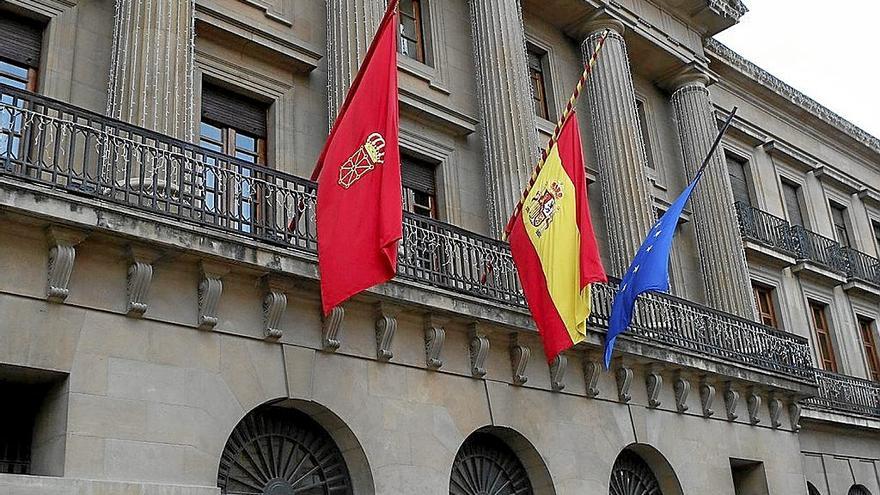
218 405 353 495
609 450 663 495
449 432 533 495
849 485 872 495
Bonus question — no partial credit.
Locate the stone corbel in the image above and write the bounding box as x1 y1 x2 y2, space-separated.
747 390 762 425
262 275 288 340
674 374 690 413
768 395 783 429
645 368 662 408
549 355 567 392
583 356 602 398
616 365 633 403
424 314 446 370
699 378 716 418
723 382 740 421
468 324 490 378
375 303 399 361
125 245 161 318
789 402 802 432
45 226 87 303
321 306 345 352
509 335 530 386
197 260 228 330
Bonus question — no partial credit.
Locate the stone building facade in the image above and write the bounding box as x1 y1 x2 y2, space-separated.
0 0 877 493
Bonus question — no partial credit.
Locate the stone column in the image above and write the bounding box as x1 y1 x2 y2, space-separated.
107 0 195 140
326 0 386 120
581 21 656 275
469 0 539 235
670 73 757 319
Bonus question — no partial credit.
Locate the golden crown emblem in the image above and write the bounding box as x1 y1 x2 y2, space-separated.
338 132 386 189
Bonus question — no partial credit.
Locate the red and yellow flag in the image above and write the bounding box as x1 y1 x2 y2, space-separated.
508 112 607 362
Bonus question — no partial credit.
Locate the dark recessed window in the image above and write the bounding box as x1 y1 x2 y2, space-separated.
809 301 837 372
829 202 851 248
402 155 437 219
527 46 552 121
399 0 428 64
0 13 43 90
635 99 656 170
781 180 805 227
858 317 880 382
727 153 751 206
752 283 779 329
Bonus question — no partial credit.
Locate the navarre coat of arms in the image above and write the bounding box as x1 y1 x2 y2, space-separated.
527 181 564 237
338 132 386 189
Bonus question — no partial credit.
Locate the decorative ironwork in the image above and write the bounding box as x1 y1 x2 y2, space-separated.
804 369 880 418
0 84 816 382
449 433 532 495
848 486 872 495
217 407 352 495
734 201 798 256
609 451 662 495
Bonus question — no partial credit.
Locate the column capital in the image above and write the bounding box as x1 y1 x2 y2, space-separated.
570 9 625 42
660 63 716 93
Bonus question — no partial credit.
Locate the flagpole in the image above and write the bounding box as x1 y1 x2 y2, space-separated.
694 106 737 179
503 29 611 240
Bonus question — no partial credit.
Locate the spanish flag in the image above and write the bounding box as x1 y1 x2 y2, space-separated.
507 112 607 362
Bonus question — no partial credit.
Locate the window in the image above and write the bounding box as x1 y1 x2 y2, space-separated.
730 459 770 495
527 45 552 121
873 220 880 254
199 84 269 232
399 0 428 64
752 283 779 329
859 317 880 381
809 301 837 372
0 13 42 90
781 180 805 227
727 154 751 206
402 155 437 219
830 202 851 248
635 99 656 170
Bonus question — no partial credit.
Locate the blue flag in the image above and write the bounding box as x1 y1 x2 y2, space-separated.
603 173 703 368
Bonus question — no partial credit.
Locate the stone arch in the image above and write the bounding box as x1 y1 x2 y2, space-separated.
449 426 555 495
849 485 872 495
609 444 683 495
217 398 374 495
806 481 822 495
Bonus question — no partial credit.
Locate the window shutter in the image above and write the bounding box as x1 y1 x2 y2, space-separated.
726 156 750 205
0 14 43 68
200 84 268 138
781 182 804 227
402 158 436 194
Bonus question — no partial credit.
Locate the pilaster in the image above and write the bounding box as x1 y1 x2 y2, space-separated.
468 0 539 235
580 21 656 275
669 72 757 319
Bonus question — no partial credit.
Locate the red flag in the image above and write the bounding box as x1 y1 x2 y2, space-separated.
312 0 400 315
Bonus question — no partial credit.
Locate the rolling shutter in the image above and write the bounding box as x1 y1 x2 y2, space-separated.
402 157 435 194
0 14 44 68
200 84 268 138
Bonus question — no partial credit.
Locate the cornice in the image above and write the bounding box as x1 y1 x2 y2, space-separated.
707 0 748 22
706 38 880 157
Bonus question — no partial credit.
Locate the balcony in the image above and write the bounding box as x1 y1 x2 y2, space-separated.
735 202 880 290
0 83 814 383
804 369 880 419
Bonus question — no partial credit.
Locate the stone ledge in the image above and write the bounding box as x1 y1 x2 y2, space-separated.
802 406 880 431
0 474 220 495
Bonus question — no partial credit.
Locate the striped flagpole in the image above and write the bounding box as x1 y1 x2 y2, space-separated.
502 29 610 240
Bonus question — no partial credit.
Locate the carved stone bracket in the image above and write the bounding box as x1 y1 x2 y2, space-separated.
469 324 489 378
674 376 690 413
322 306 345 352
645 370 662 408
510 335 530 386
724 382 740 421
550 355 567 392
125 245 161 318
375 303 398 362
583 358 601 398
789 402 802 432
262 276 288 340
616 366 633 403
45 226 87 303
424 315 446 370
768 395 783 429
700 379 716 418
747 391 762 425
197 260 228 330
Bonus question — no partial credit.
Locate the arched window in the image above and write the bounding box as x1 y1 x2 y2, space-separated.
449 432 533 495
849 485 872 495
609 450 663 495
218 406 352 495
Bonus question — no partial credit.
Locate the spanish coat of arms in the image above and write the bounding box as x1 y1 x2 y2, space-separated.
338 132 386 189
527 181 564 237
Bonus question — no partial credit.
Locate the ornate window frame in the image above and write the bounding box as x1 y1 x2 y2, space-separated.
397 0 450 95
399 128 460 225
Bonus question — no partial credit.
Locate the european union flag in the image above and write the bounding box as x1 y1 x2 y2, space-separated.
603 175 701 368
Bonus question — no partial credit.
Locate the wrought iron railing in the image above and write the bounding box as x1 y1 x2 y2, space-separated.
734 201 798 255
842 247 880 286
805 369 880 418
0 84 815 380
791 225 851 274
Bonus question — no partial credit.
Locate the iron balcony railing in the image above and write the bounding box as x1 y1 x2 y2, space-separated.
805 369 880 418
735 202 880 285
0 83 814 380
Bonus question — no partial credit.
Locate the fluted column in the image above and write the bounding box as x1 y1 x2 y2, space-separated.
670 73 757 319
326 0 386 120
107 0 195 140
469 0 539 235
581 21 656 275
